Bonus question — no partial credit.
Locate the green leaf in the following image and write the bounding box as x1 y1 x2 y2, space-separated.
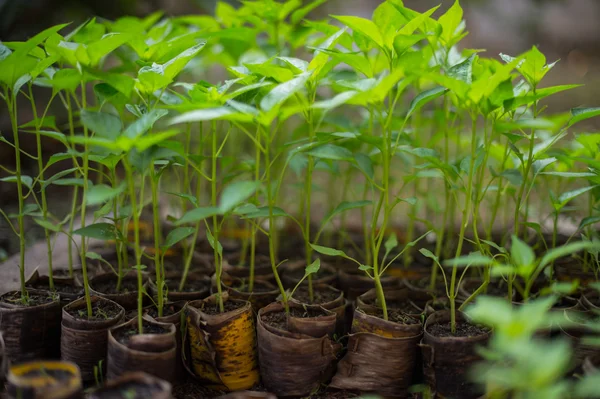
73 223 118 240
569 107 600 127
354 153 374 180
0 175 33 189
323 200 371 226
80 110 122 139
313 48 372 78
242 206 290 219
291 0 327 24
384 233 398 254
407 86 448 118
539 241 600 270
447 54 475 84
579 216 600 230
558 186 597 205
123 109 168 139
219 181 260 214
438 0 463 43
162 227 195 249
169 107 254 125
310 244 347 257
260 71 312 111
331 15 384 49
443 253 495 267
511 235 535 269
206 228 223 256
312 91 358 110
504 85 581 111
175 206 220 225
33 218 61 232
87 33 132 66
305 258 321 276
86 183 125 206
358 264 373 272
307 143 353 161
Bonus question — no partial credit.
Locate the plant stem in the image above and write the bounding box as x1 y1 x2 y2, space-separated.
111 168 123 292
65 93 77 278
28 84 54 290
79 84 93 318
211 121 224 313
6 91 27 301
249 125 261 292
124 158 143 333
450 115 478 334
150 169 164 317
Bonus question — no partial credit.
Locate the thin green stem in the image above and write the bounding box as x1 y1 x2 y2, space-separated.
211 121 224 313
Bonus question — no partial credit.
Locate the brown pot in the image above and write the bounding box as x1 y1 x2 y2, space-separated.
6 360 81 399
330 308 423 396
257 302 341 396
338 269 399 300
424 297 465 317
86 371 172 399
0 290 61 363
145 301 187 383
357 288 428 317
149 272 210 302
558 307 600 371
61 296 124 381
290 284 347 336
215 273 279 312
185 294 259 392
90 272 149 310
217 392 276 399
107 317 177 383
421 310 491 399
583 354 600 376
280 260 338 289
554 256 596 286
581 289 600 312
26 269 83 307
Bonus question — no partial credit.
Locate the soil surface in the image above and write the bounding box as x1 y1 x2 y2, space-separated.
166 278 209 293
201 300 245 315
262 306 330 331
0 291 56 306
363 307 421 325
93 279 138 294
230 280 275 293
427 321 489 338
362 296 422 314
91 381 166 399
27 282 82 295
66 300 122 321
147 304 180 318
293 286 340 304
113 321 168 345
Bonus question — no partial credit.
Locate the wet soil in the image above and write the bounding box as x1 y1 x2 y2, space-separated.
146 304 180 319
427 322 489 338
0 291 56 306
362 296 422 314
293 286 340 304
113 321 168 345
66 300 122 321
166 278 209 293
262 306 330 331
93 279 138 294
201 300 245 315
363 307 421 325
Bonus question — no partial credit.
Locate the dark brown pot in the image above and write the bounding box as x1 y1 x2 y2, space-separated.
290 284 347 336
145 301 187 383
558 307 600 371
421 310 491 399
90 272 149 310
86 371 172 399
26 269 83 307
6 360 82 399
424 297 465 317
222 254 275 282
149 272 210 302
357 288 428 317
338 269 399 300
257 302 341 397
185 294 259 392
61 296 124 381
214 273 279 312
280 260 338 289
554 257 596 286
107 317 177 384
0 290 61 362
581 289 600 312
583 354 600 376
330 308 422 396
217 392 276 399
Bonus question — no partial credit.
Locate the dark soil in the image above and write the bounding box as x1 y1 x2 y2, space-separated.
306 387 361 398
124 309 138 321
172 380 224 398
362 296 422 314
93 279 138 294
427 321 489 338
113 321 168 345
91 381 167 399
0 291 56 306
293 286 340 305
230 280 275 293
363 307 421 325
166 278 209 293
27 282 82 295
66 300 122 321
262 306 330 331
147 304 180 319
201 300 245 315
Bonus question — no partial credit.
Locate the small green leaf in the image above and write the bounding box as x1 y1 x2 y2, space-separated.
384 233 398 254
358 264 373 272
307 143 353 161
332 15 384 49
206 228 223 255
33 218 61 232
176 206 220 225
80 110 122 140
323 200 371 225
539 241 600 270
407 86 448 119
162 227 195 249
305 258 321 276
0 175 33 189
86 183 125 206
310 244 346 257
123 109 168 139
73 223 118 240
558 186 597 205
219 181 260 214
511 235 535 268
260 71 312 112
569 107 600 127
443 253 495 267
579 216 600 230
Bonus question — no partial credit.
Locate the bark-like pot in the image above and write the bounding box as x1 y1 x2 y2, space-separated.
90 272 149 310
